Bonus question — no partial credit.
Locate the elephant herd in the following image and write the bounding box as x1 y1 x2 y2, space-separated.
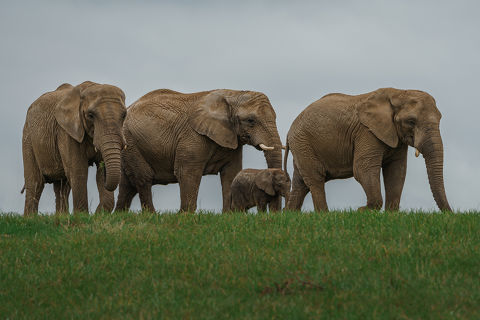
22 81 452 215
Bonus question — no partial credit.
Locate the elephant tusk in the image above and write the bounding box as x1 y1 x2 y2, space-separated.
94 147 97 152
415 148 420 157
124 144 127 150
122 134 127 148
259 143 274 151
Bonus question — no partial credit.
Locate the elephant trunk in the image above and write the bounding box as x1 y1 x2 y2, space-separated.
419 130 452 212
284 189 291 207
260 123 283 211
100 134 123 192
264 147 282 169
263 124 283 169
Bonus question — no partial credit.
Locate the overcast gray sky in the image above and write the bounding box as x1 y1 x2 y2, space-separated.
1 0 479 213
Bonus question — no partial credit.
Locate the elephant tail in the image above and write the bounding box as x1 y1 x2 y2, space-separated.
20 185 25 194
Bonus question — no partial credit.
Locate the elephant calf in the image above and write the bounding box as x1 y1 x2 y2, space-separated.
230 168 290 212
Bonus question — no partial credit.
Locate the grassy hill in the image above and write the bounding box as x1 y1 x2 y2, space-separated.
1 211 479 319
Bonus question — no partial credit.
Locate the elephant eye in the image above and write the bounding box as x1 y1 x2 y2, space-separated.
246 118 255 125
87 111 95 119
406 118 416 126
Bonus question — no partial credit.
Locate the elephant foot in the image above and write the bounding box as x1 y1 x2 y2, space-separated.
178 208 194 215
357 205 382 212
95 203 114 214
55 211 70 216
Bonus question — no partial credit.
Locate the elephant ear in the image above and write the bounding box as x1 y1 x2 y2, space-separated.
189 91 238 149
255 170 276 196
357 91 399 148
54 87 85 143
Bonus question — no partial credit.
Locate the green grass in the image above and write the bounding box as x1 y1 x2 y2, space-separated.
0 211 479 319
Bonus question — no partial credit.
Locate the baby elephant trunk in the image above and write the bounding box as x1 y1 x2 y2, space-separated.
282 178 292 208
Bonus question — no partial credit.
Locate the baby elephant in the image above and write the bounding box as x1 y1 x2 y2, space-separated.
231 168 291 212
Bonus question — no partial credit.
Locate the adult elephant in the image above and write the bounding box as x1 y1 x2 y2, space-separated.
22 81 127 215
115 89 283 212
285 88 452 212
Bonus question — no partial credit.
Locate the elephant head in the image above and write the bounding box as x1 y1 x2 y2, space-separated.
54 81 127 191
255 169 291 199
357 88 452 211
189 89 283 169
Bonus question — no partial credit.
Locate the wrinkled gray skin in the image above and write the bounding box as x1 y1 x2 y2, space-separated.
285 88 452 212
22 81 127 215
115 89 283 213
230 168 291 212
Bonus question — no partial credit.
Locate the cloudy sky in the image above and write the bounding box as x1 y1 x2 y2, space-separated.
1 0 479 213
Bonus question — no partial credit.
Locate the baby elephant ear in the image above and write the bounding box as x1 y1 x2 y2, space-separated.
54 87 85 143
357 90 399 148
189 91 238 149
255 170 276 196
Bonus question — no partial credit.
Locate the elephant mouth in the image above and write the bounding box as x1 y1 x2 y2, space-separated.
239 133 250 145
402 134 414 146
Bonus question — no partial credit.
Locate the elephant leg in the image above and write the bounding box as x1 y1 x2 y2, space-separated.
177 166 203 213
220 148 242 212
66 166 89 214
115 169 137 212
138 183 155 212
257 201 267 212
302 168 328 212
23 141 44 216
230 188 249 213
231 201 243 212
288 155 328 212
59 139 89 214
286 162 309 211
24 181 45 216
232 203 247 212
96 193 114 213
354 157 383 210
120 147 155 212
310 182 328 212
268 195 281 212
95 164 114 213
54 179 70 214
383 146 408 211
70 179 89 213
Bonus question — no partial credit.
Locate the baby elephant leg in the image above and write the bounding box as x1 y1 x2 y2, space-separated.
231 197 247 212
268 196 281 212
257 201 268 212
